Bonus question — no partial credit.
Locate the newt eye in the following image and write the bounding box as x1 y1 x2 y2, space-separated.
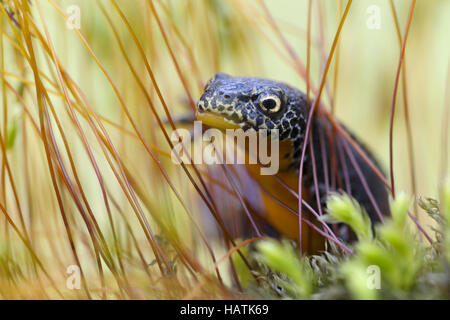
259 94 282 113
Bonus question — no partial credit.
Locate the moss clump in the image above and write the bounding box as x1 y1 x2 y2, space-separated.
238 184 450 299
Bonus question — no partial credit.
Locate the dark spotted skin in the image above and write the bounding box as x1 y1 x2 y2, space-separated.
197 73 390 236
198 73 309 168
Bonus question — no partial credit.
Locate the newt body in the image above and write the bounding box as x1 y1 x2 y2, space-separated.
197 73 390 253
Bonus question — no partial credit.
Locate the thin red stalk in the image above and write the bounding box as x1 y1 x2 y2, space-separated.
157 1 204 91
220 163 262 237
308 133 323 216
256 183 352 254
388 0 417 197
306 0 312 104
340 135 385 223
323 110 391 189
258 0 307 80
336 137 352 195
146 0 196 111
318 122 330 196
186 236 263 299
332 0 343 115
254 174 349 253
316 0 335 108
298 0 353 253
389 0 418 218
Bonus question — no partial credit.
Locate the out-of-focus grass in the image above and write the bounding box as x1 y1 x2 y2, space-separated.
0 0 448 299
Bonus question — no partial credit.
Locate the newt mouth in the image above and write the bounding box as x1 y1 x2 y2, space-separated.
195 110 242 130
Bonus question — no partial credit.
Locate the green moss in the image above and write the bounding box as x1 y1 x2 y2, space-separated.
244 189 450 300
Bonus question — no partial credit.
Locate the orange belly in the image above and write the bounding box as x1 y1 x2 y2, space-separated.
245 139 325 254
197 119 326 254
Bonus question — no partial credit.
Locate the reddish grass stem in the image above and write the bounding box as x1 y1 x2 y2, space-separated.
297 0 353 253
388 0 417 198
